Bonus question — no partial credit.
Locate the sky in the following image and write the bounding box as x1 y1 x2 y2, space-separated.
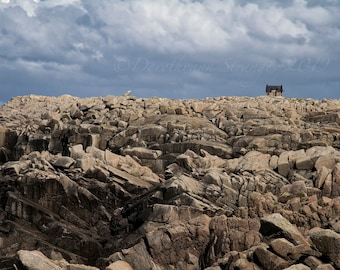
0 0 339 105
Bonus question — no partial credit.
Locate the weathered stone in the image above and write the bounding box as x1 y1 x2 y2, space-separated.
304 256 323 270
260 213 310 246
204 266 222 270
75 156 97 172
281 181 307 199
1 95 340 270
1 160 31 175
331 163 340 196
105 260 133 270
232 259 261 270
254 245 291 270
122 147 162 159
86 134 101 148
235 151 271 172
270 155 279 170
207 215 262 263
309 228 340 269
85 165 110 181
314 156 336 171
203 171 222 186
51 156 75 169
315 264 336 270
70 144 86 159
270 238 296 259
17 250 62 270
296 155 314 170
120 240 162 270
58 262 99 270
306 146 338 163
278 151 291 177
283 264 311 270
315 166 332 189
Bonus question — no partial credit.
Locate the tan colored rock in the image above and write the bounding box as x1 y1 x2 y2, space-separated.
331 163 340 196
203 171 222 186
322 171 333 197
304 256 323 270
306 146 338 163
309 228 340 269
330 215 340 233
75 156 96 172
85 165 110 181
122 147 162 159
224 158 241 173
283 264 311 270
51 156 75 169
191 101 209 113
254 245 291 270
296 154 314 170
104 149 121 168
204 266 222 270
314 156 336 171
0 126 8 147
315 166 332 189
147 204 179 224
260 213 310 246
236 151 271 172
58 262 99 270
232 259 261 270
315 264 336 270
208 215 262 260
69 144 86 159
278 151 291 177
1 160 31 175
105 260 133 270
269 155 279 170
281 181 307 199
17 250 62 270
145 224 190 266
270 238 296 259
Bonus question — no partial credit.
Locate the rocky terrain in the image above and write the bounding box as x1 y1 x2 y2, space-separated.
0 94 340 270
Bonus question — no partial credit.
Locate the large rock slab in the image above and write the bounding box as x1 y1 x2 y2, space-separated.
260 213 310 246
309 228 340 269
18 250 62 270
105 260 133 270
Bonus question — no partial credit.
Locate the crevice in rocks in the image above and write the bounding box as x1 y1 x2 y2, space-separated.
1 95 340 269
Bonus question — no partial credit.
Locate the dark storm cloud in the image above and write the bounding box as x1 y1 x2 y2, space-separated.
0 0 339 104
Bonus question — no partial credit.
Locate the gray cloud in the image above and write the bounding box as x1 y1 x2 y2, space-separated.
0 0 339 102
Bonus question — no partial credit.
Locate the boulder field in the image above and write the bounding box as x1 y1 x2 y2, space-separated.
0 94 340 270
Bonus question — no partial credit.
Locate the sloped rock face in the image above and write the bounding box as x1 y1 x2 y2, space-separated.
0 94 340 270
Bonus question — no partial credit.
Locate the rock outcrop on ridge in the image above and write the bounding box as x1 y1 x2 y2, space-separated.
0 94 340 270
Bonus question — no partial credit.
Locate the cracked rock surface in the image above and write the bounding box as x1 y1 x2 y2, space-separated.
0 94 340 270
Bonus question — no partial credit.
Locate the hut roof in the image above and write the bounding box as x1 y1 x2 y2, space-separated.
266 85 283 92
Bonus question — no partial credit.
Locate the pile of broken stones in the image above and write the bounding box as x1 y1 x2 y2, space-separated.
0 94 339 270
